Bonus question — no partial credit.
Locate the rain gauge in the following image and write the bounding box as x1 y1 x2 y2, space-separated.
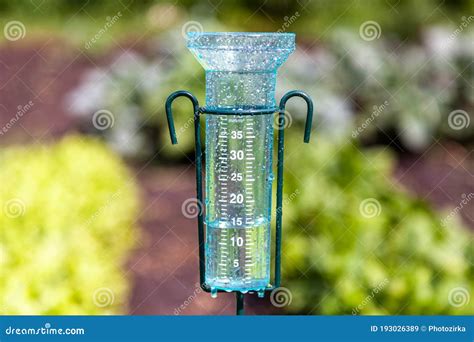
165 32 313 314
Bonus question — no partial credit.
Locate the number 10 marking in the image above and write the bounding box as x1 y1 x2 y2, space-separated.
230 236 244 247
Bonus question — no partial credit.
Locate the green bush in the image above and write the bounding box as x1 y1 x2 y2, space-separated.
0 136 139 314
66 43 205 161
280 27 473 151
281 135 473 314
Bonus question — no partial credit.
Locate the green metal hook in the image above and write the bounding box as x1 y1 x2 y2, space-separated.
279 90 314 143
165 90 200 145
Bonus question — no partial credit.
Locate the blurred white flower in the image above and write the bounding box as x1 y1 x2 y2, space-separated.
66 69 109 115
317 91 354 139
455 30 474 57
332 30 383 74
423 27 457 60
108 106 150 157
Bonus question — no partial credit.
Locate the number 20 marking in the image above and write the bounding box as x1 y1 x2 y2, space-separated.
229 193 244 204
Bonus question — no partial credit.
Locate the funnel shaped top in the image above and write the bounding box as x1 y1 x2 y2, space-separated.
187 32 295 72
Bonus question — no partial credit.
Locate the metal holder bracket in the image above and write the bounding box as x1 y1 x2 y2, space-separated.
165 90 313 315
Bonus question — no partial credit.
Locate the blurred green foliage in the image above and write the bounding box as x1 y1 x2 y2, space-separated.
0 136 138 314
66 33 206 160
280 27 473 151
1 0 471 49
280 135 473 314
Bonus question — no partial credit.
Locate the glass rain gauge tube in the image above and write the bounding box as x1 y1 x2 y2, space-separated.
165 32 314 314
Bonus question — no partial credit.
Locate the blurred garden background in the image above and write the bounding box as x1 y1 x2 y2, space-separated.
0 0 473 315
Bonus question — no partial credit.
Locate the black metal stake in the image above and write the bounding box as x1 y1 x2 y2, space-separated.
236 293 245 315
